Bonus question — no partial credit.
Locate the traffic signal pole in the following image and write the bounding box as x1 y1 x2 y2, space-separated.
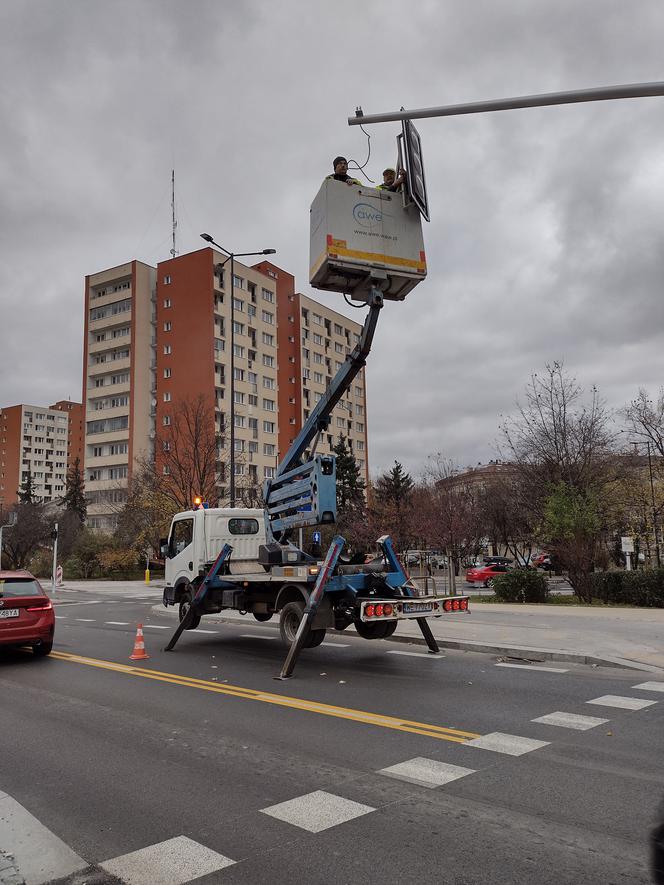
348 81 664 126
51 523 58 595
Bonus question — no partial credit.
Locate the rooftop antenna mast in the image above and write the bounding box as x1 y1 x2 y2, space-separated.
170 169 178 259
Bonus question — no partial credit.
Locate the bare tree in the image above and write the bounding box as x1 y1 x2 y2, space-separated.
155 394 223 511
414 455 485 574
624 388 664 458
2 503 50 569
500 363 618 601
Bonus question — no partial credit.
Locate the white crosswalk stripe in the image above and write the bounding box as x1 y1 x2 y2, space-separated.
261 790 374 833
100 835 235 884
0 791 87 884
465 732 550 755
379 757 475 787
587 695 657 710
632 681 664 693
531 712 609 730
496 663 568 673
387 650 445 659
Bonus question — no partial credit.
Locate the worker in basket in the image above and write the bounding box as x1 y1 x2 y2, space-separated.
326 156 361 186
377 166 406 192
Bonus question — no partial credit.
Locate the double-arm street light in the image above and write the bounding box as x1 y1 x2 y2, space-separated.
200 233 276 508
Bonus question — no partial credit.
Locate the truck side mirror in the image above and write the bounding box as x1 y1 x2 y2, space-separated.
159 538 169 559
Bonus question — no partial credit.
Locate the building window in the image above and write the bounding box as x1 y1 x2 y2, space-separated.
263 376 275 390
264 466 275 478
263 420 275 433
164 345 172 355
163 392 171 402
232 297 244 312
163 275 171 285
262 399 275 411
163 416 171 426
232 274 244 290
261 310 274 325
262 355 275 368
262 332 274 346
233 321 244 335
164 368 171 378
163 321 172 332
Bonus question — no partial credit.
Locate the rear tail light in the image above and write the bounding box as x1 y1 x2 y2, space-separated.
383 603 393 616
452 599 460 611
26 601 53 612
460 598 468 610
365 604 375 618
374 604 384 617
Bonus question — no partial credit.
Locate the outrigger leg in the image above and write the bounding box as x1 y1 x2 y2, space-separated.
164 543 233 652
276 535 345 680
417 617 440 654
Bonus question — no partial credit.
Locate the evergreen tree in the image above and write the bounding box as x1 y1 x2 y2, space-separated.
374 461 415 552
18 468 38 504
61 457 87 523
375 461 414 508
333 435 365 515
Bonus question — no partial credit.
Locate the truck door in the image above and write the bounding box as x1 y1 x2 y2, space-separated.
167 516 195 585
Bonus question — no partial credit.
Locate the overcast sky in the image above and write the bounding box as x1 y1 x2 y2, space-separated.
1 0 663 478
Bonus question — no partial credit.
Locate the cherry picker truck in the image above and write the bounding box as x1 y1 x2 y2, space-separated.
163 171 470 677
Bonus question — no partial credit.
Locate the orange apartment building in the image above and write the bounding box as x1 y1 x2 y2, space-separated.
80 249 368 529
82 260 156 530
0 403 70 510
50 400 84 471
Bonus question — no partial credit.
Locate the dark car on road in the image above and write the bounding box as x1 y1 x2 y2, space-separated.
0 570 55 657
483 556 513 566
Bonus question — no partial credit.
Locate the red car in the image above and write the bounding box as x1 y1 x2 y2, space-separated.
0 570 55 657
465 563 509 587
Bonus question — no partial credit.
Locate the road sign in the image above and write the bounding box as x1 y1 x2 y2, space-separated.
401 118 429 221
621 537 634 553
313 531 321 544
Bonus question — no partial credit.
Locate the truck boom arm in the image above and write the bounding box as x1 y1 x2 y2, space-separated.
262 288 384 536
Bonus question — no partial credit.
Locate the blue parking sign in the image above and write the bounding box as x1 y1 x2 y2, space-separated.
313 531 321 544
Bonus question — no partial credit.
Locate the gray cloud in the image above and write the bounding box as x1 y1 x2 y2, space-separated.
1 0 663 478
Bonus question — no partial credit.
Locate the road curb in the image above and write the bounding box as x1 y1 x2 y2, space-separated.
150 604 664 674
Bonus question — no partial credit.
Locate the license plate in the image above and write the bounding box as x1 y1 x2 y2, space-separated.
0 609 19 619
403 602 433 614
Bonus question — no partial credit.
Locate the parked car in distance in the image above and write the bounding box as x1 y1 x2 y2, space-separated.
0 570 55 657
465 563 509 587
483 556 513 566
531 553 553 570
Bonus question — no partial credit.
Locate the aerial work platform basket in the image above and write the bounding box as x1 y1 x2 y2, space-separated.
309 179 427 300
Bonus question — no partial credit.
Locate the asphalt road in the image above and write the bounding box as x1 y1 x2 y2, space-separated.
1 585 662 885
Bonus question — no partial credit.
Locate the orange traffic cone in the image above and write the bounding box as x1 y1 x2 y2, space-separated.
130 624 150 661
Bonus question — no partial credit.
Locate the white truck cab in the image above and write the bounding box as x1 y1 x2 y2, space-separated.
164 507 266 590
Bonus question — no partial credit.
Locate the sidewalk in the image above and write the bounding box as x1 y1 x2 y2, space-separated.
51 580 664 674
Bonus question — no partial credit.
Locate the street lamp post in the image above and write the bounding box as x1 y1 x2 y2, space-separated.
623 430 662 568
200 234 276 508
646 441 662 568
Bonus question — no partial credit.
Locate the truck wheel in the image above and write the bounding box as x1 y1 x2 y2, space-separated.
354 620 392 640
279 600 326 648
179 586 201 630
382 620 398 638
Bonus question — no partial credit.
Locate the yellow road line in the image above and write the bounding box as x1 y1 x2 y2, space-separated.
51 651 481 743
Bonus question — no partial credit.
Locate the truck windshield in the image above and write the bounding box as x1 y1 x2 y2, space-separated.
170 518 194 555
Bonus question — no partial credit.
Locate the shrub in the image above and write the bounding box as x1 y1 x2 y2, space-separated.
493 568 550 603
27 549 53 579
98 549 139 576
590 568 664 607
